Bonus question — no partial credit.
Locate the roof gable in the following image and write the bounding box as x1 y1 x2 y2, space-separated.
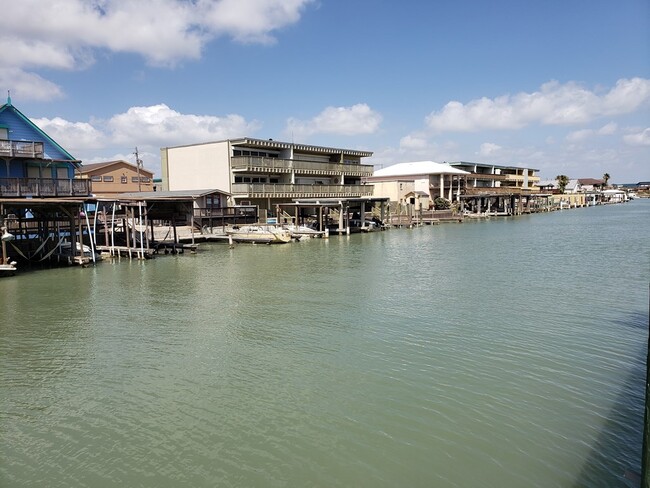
0 100 78 163
79 160 154 177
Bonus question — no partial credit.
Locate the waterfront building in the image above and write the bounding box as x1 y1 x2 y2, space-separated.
0 96 90 198
448 161 540 192
365 161 470 207
78 160 155 197
160 138 375 218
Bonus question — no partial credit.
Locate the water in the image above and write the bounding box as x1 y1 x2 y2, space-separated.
2 201 648 487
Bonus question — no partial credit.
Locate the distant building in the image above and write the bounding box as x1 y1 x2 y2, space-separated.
78 160 154 196
160 137 374 213
0 96 89 198
577 178 605 192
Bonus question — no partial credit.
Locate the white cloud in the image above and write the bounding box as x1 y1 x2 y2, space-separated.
1 0 314 100
623 128 650 146
566 129 594 142
598 122 617 135
108 104 260 147
200 0 313 44
286 104 382 138
478 142 502 156
32 117 106 153
0 68 64 102
399 135 428 150
426 78 650 132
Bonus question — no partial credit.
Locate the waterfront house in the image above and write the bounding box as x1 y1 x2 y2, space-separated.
160 137 374 220
78 160 154 197
0 96 89 198
448 161 540 193
365 161 470 206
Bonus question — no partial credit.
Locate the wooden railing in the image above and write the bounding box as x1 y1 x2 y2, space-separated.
0 178 91 197
0 140 44 158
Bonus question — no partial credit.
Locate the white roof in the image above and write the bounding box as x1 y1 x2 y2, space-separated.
373 161 470 177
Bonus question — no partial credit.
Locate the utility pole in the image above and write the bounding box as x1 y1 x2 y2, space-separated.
134 147 143 192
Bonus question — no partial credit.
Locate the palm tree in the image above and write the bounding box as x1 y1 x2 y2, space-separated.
556 174 570 193
603 173 610 187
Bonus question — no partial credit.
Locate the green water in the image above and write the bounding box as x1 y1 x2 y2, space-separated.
2 201 649 487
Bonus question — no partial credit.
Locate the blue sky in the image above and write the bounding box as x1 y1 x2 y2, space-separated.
3 0 649 182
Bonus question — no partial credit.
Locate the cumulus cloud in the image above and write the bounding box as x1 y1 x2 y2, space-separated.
426 78 650 132
32 117 106 152
0 68 64 102
108 104 260 147
1 0 314 100
286 104 382 138
623 128 650 146
566 122 619 142
399 135 429 150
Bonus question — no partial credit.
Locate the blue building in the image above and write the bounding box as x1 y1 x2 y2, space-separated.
0 96 90 197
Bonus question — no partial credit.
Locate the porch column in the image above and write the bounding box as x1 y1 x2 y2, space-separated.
448 176 452 200
338 202 344 232
439 174 444 198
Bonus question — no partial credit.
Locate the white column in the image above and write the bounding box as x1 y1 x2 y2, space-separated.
439 174 444 198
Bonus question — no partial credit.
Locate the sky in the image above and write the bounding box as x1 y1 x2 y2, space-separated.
2 0 649 183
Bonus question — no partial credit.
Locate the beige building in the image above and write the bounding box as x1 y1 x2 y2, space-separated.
160 138 374 213
78 160 154 196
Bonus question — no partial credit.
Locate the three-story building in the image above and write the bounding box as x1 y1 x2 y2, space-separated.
161 138 374 214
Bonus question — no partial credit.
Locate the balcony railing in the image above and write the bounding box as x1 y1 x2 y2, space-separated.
232 183 374 198
231 156 374 177
0 139 44 159
0 177 91 197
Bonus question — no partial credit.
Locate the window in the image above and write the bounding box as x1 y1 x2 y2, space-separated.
91 175 102 182
103 176 114 182
121 176 127 184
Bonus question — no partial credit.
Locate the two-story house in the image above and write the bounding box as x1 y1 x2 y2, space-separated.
160 137 375 215
0 96 89 198
78 160 155 196
448 162 540 193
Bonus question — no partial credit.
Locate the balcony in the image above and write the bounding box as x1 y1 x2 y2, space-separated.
0 139 44 159
466 173 507 181
0 177 91 197
231 156 374 177
232 183 374 199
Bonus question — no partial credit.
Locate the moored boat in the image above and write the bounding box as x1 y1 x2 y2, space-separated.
226 225 292 244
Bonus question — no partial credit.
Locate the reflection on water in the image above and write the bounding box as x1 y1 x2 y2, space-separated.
1 201 648 487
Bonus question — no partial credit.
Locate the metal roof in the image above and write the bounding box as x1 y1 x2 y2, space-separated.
372 161 470 178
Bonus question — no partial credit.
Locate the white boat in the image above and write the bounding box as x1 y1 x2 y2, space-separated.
0 262 17 276
282 223 324 238
226 225 292 244
59 241 103 261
